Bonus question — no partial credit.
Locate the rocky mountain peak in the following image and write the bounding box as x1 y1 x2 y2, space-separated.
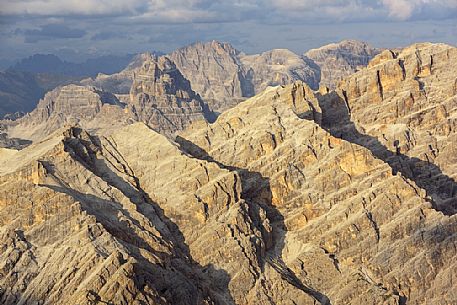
0 42 457 305
128 55 212 134
130 56 193 98
195 40 241 57
124 51 155 71
240 49 321 92
5 84 126 141
305 39 381 89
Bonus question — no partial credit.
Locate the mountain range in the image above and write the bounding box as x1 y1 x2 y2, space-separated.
0 40 456 304
0 53 147 119
0 40 380 120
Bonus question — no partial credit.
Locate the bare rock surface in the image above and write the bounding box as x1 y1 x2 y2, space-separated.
169 41 321 113
0 42 456 305
305 40 380 89
323 42 457 215
168 41 251 113
78 40 377 116
240 48 320 93
81 52 155 94
5 55 213 142
5 84 128 142
128 56 213 134
180 79 457 305
0 122 314 304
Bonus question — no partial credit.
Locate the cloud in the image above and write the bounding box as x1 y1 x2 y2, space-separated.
1 0 456 23
381 0 457 21
0 0 147 16
17 24 87 43
90 31 127 41
1 0 456 64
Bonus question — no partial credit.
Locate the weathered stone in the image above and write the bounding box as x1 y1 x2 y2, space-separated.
128 56 212 134
305 40 381 89
0 42 456 305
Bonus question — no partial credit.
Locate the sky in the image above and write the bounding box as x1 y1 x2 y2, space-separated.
0 0 456 65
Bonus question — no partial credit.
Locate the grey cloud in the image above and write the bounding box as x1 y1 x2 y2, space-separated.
0 0 456 64
381 0 457 21
0 0 147 17
90 31 129 41
1 0 456 24
16 24 87 43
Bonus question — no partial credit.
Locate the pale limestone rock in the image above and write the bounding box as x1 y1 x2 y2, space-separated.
0 42 456 305
326 42 457 214
180 78 457 304
240 49 320 92
168 41 320 113
168 41 250 113
305 40 380 89
6 85 127 142
81 52 154 94
128 56 212 134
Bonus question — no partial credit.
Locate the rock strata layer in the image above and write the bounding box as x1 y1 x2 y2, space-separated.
128 56 212 134
305 40 380 89
0 42 456 305
5 56 213 142
169 41 321 113
323 42 457 215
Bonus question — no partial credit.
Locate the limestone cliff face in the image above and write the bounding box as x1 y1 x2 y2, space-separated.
168 41 321 113
0 131 31 149
305 40 380 89
168 41 250 113
240 49 320 93
5 56 213 142
0 42 456 305
80 40 375 115
128 56 212 134
0 124 276 305
325 42 457 215
6 84 127 141
180 80 457 305
81 52 154 94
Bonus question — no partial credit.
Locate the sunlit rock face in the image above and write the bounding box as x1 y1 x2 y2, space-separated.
0 42 456 305
169 41 321 113
4 84 127 142
305 39 381 90
325 42 457 215
4 56 213 142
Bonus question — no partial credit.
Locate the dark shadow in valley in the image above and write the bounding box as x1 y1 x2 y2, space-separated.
176 136 332 305
315 91 457 216
38 130 235 305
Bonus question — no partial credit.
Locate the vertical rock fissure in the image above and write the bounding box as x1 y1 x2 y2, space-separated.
376 70 384 100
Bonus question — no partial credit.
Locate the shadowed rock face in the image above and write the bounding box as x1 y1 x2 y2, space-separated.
1 40 379 122
128 56 214 134
180 78 457 305
0 125 242 304
326 42 457 214
79 40 376 115
305 40 381 90
3 56 214 143
168 41 251 113
81 53 155 95
0 70 46 119
0 42 456 305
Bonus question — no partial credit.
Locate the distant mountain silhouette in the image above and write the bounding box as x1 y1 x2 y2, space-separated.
10 54 135 77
